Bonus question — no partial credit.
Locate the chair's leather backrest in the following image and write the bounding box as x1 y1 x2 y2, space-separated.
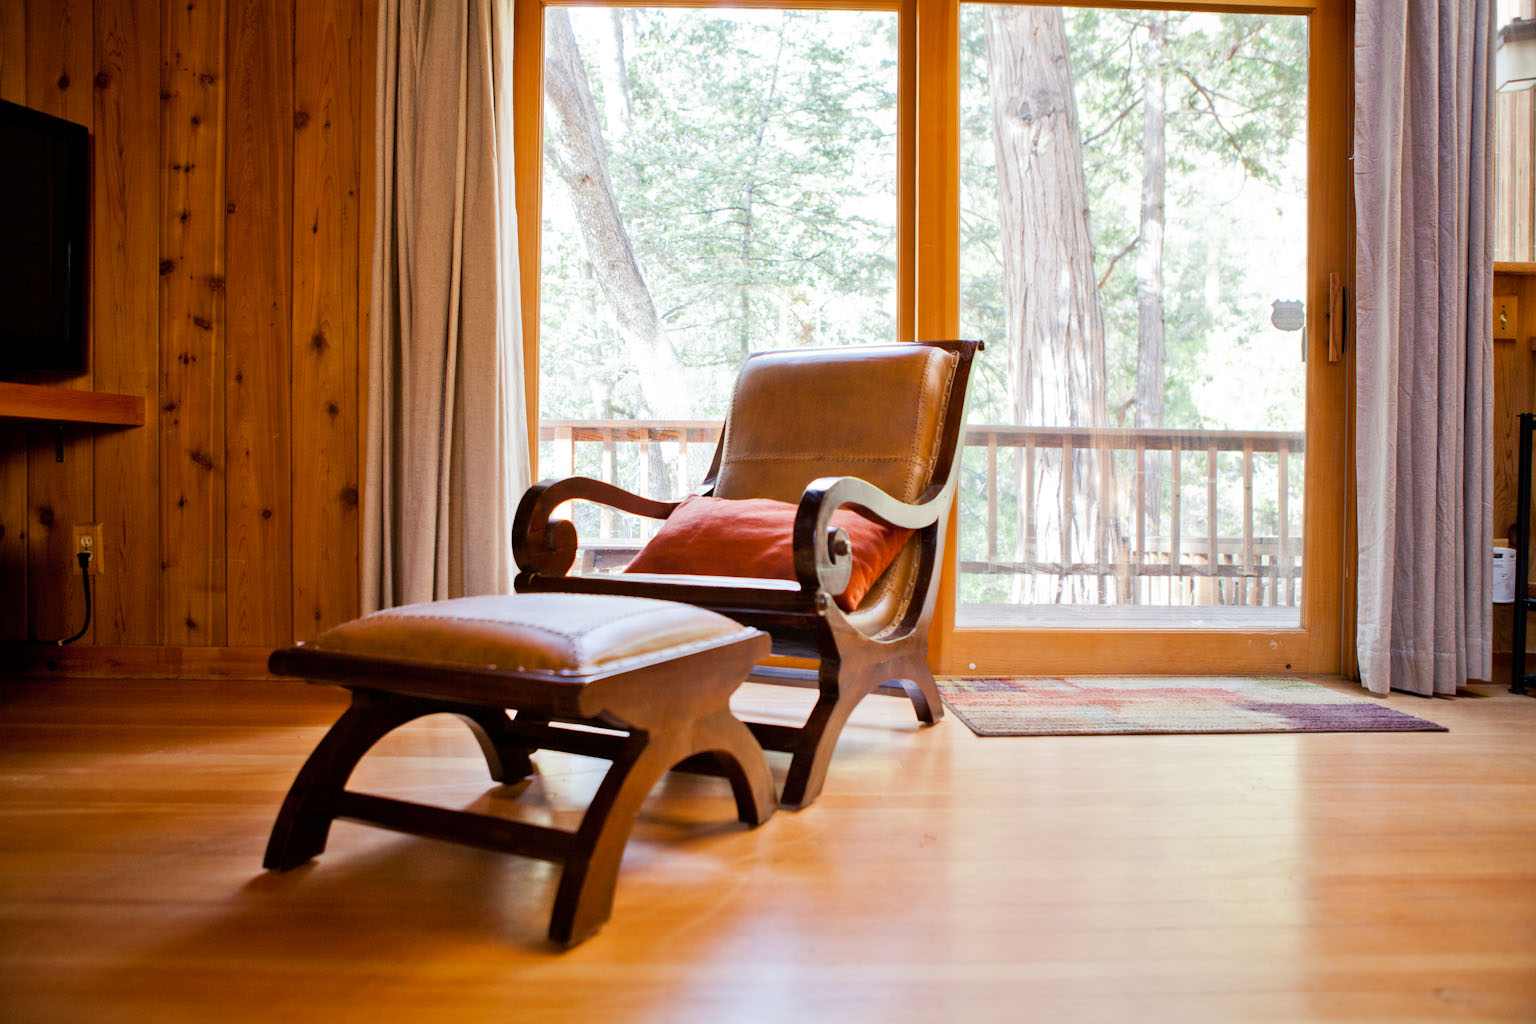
713 344 960 504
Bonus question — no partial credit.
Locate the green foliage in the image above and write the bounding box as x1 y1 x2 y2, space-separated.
540 9 898 421
532 7 1311 607
958 8 1308 437
955 8 1308 602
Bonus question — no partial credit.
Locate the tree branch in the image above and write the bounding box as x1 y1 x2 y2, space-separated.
1176 69 1248 168
1097 235 1140 291
1082 95 1142 148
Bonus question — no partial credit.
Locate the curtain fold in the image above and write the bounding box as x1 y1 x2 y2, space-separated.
364 0 529 611
1354 1 1495 695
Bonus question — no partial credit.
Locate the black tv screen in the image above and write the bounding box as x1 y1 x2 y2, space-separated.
0 99 89 378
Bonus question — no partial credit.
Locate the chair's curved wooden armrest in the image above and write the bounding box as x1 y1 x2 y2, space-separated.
790 475 949 597
513 477 682 577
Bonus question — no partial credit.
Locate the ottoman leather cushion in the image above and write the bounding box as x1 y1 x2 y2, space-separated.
307 593 756 676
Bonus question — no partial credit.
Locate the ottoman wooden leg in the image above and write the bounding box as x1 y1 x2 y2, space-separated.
550 731 680 946
548 710 776 945
451 706 536 783
264 690 431 871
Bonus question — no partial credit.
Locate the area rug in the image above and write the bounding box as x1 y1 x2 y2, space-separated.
936 676 1446 737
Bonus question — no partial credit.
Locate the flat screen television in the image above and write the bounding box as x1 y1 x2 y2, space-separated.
0 99 89 379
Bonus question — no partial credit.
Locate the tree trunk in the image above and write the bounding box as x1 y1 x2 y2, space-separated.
737 19 788 358
543 9 689 420
601 9 633 142
1134 15 1168 587
1135 15 1167 433
984 6 1115 602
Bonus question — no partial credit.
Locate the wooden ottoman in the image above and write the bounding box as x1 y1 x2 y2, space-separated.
263 593 775 946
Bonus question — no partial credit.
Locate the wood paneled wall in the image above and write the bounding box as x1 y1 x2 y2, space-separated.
0 0 372 651
1493 265 1536 662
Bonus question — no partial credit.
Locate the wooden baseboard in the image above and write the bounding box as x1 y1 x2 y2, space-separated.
5 645 277 680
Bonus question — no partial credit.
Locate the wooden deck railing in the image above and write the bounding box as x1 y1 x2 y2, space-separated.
960 425 1305 608
537 419 1305 606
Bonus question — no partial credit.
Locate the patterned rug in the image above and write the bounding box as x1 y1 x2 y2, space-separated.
936 676 1447 737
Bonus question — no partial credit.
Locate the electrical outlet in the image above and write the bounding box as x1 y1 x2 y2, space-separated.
72 523 103 575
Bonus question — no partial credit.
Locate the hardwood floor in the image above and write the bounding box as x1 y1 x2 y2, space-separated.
1 674 1533 1022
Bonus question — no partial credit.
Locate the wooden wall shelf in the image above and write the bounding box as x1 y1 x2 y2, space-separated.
0 382 145 426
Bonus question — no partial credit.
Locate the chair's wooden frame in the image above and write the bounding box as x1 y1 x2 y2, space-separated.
512 339 982 807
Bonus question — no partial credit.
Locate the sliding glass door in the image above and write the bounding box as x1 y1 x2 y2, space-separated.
958 5 1309 629
516 0 1353 676
931 0 1350 675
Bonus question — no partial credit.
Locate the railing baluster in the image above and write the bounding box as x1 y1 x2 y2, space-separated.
1024 437 1036 580
557 425 573 478
1170 438 1182 603
548 426 576 530
1134 439 1146 607
675 428 688 500
638 434 651 503
1242 443 1255 605
1206 443 1219 606
1278 441 1291 606
1098 437 1114 603
600 431 615 540
1061 436 1074 591
987 431 998 564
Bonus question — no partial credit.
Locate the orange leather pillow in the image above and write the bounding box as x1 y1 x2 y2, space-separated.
624 495 913 611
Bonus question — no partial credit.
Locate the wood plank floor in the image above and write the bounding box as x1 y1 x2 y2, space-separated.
1 675 1534 1023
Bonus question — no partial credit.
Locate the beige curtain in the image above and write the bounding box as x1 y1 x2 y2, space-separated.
1354 1 1495 695
364 0 529 611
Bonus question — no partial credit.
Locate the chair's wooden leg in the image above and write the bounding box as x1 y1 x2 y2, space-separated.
689 709 776 825
777 688 860 810
452 707 536 783
549 730 678 946
891 660 945 726
264 690 434 872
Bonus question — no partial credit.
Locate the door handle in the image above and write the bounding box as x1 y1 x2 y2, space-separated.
1328 272 1345 363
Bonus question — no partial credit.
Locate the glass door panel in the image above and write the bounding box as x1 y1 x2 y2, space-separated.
954 5 1309 629
536 6 899 567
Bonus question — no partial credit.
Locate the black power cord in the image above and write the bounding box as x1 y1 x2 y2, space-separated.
53 551 92 646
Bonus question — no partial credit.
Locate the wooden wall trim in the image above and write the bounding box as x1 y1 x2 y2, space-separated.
8 644 276 679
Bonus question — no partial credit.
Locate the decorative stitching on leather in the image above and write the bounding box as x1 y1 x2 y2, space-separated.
320 626 760 678
536 627 758 676
363 601 730 668
719 348 956 503
903 351 957 501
